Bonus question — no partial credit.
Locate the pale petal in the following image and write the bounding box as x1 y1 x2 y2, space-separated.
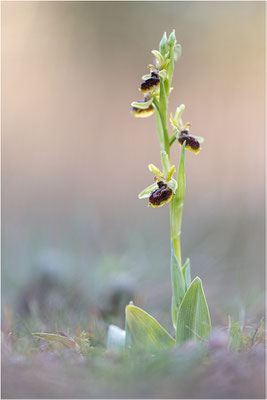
148 164 163 177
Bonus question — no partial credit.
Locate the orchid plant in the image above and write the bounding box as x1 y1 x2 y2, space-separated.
32 31 211 353
107 30 211 351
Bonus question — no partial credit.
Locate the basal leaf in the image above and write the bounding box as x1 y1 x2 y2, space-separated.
171 241 186 329
176 277 211 344
126 305 175 348
32 332 79 350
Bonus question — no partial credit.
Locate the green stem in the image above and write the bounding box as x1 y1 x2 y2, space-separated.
153 53 184 270
153 94 169 157
154 72 184 267
153 98 165 152
169 134 176 147
170 201 183 266
170 141 186 267
151 41 186 327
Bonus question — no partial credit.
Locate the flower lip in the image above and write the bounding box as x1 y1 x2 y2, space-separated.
148 180 173 207
140 71 160 94
132 104 154 118
178 133 200 153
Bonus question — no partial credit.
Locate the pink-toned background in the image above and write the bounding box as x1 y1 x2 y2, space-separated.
2 1 265 324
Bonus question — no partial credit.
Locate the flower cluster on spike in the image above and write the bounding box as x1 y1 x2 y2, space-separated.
131 30 204 208
131 31 181 118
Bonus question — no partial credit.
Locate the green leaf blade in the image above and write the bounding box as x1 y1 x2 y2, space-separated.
176 277 211 344
126 305 175 349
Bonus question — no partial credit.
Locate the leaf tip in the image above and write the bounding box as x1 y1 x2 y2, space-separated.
194 276 202 284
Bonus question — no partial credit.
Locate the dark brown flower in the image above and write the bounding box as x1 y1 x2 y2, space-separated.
140 71 160 94
148 181 173 207
178 131 200 154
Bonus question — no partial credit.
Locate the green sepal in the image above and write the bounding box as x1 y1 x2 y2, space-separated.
131 98 153 109
126 305 175 349
170 241 186 329
138 182 158 199
176 277 211 344
182 258 191 289
151 50 165 69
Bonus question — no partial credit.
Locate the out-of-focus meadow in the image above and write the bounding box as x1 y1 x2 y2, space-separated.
2 1 265 399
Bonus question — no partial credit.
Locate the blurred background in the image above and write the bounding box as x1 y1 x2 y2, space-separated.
2 1 265 335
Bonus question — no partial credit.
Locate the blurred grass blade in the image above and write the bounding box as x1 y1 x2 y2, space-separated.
182 258 191 289
176 277 211 344
106 325 126 351
171 240 186 329
126 305 175 348
32 332 79 350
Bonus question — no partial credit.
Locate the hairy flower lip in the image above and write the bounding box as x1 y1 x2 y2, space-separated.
140 71 160 94
178 133 200 154
148 181 173 208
